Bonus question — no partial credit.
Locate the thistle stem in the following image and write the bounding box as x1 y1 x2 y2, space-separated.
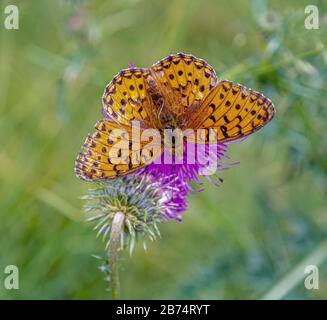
109 211 125 300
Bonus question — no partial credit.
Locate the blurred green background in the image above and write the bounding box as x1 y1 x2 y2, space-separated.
0 0 326 299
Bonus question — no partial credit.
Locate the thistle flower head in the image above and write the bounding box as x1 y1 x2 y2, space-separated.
83 171 188 254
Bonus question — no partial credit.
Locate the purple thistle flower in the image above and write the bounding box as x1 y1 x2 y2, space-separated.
138 141 239 221
153 173 189 222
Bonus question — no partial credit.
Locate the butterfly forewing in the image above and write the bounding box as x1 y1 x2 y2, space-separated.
102 68 152 126
187 80 275 142
151 53 218 115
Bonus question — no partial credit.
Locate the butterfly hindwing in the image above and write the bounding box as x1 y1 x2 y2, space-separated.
75 119 162 181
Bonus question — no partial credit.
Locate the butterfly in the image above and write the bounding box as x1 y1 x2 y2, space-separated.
75 53 275 181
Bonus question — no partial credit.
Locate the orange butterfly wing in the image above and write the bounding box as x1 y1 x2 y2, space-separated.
75 119 161 181
187 80 275 143
150 53 218 118
102 68 153 126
